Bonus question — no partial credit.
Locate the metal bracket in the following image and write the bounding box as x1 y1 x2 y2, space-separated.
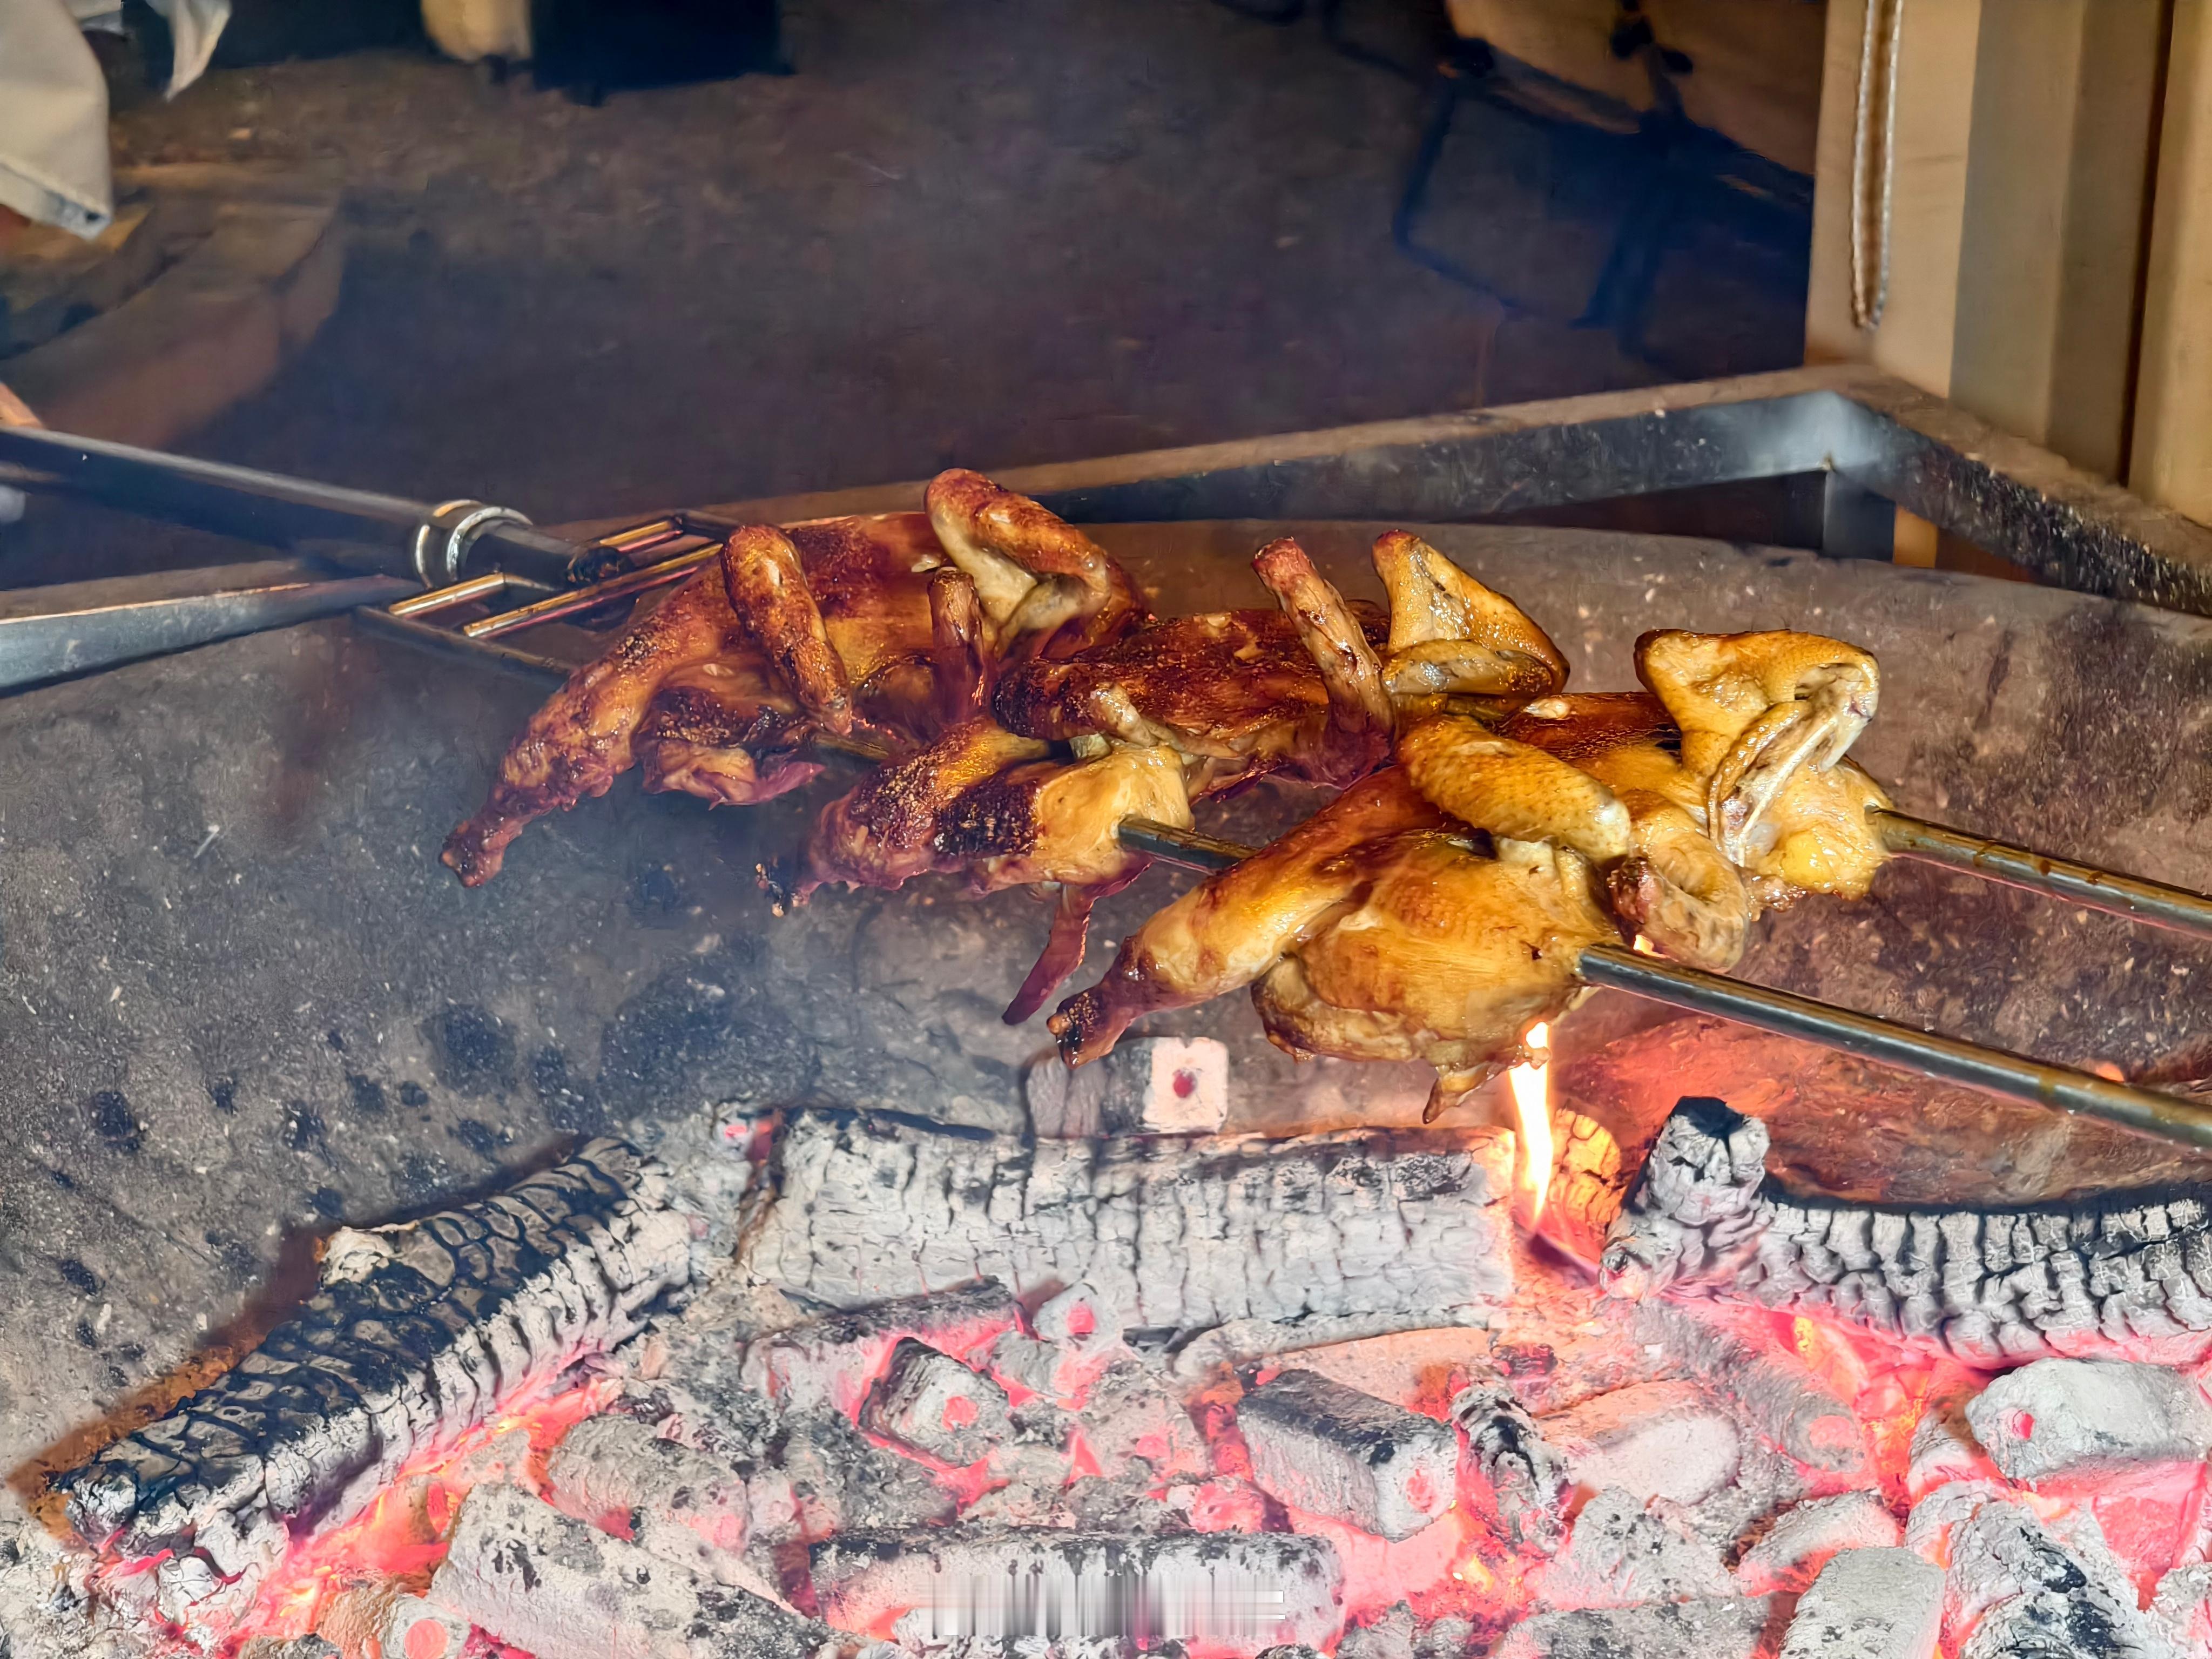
412 500 538 587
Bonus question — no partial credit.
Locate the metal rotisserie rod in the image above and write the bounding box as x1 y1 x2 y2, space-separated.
1874 811 2212 941
1114 816 2212 1151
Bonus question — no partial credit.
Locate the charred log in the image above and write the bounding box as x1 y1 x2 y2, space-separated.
1450 1370 1570 1552
1599 1098 2212 1365
56 1141 691 1618
739 1110 1513 1336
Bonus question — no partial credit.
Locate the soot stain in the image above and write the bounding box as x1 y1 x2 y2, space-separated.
424 1003 518 1097
89 1091 141 1154
55 1257 99 1296
346 1073 388 1116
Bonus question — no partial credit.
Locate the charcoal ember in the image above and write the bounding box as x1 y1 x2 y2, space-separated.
1451 1370 1570 1552
860 1339 1013 1466
1335 1601 1418 1659
547 1414 760 1581
990 1284 1126 1406
1963 1357 2212 1482
773 1408 957 1538
1025 1036 1230 1137
1534 1486 1736 1610
430 1482 846 1659
1074 1358 1208 1479
375 1595 469 1659
56 1141 689 1613
1680 1435 1812 1560
1631 1299 1867 1474
809 1526 1345 1651
740 1111 1513 1336
239 1639 339 1659
738 1280 1022 1417
1601 1097 2212 1365
1494 1595 1790 1659
1257 1648 1328 1659
2152 1563 2212 1651
1539 1380 1740 1508
1775 1548 1943 1659
1735 1492 1902 1595
1238 1370 1456 1542
1905 1377 1988 1497
1909 1485 2179 1659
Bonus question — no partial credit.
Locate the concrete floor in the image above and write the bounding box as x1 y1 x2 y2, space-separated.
79 0 1805 532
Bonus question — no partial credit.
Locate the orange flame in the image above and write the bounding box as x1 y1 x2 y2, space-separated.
1508 1021 1553 1226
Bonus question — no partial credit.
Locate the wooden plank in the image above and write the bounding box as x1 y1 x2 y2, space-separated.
2134 0 2212 527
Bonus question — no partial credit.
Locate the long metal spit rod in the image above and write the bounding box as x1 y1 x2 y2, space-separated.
1873 811 2212 941
1115 814 2212 1151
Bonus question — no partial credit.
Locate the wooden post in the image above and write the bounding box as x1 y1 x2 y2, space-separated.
2134 0 2212 527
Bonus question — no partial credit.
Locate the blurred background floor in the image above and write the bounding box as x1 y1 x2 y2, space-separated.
6 0 1811 581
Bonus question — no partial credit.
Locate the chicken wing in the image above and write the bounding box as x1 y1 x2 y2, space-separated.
926 469 1143 660
994 537 1393 796
1372 531 1569 712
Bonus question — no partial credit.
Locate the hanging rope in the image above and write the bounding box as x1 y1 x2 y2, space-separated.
1849 0 1907 329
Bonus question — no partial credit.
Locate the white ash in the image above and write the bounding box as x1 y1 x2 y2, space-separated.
546 1413 768 1582
430 1481 846 1659
1026 1037 1230 1138
1539 1379 1741 1508
1069 1358 1209 1480
2151 1563 2212 1653
1535 1486 1737 1610
1911 1485 2180 1659
1735 1492 1901 1595
1493 1595 1790 1659
774 1408 960 1537
55 1139 692 1638
862 1339 1014 1466
989 1284 1128 1405
1168 1307 1494 1384
1963 1357 2212 1483
740 1280 1023 1417
1905 1378 1988 1497
1452 1368 1570 1552
1775 1547 1943 1659
1631 1299 1868 1474
812 1526 1345 1652
1238 1370 1456 1542
1334 1601 1417 1659
1680 1434 1813 1561
1601 1097 2212 1364
739 1111 1513 1337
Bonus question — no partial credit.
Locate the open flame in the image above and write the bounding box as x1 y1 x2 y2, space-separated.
1508 1021 1552 1226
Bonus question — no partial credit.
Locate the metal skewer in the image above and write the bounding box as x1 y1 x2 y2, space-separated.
1874 811 2212 941
1115 816 2212 1151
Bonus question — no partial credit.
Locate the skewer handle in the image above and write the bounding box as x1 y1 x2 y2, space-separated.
1579 942 2212 1150
1876 811 2212 942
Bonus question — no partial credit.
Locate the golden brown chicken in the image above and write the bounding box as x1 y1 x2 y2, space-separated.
1050 757 1622 1120
1372 531 1569 715
992 537 1394 797
443 477 1136 886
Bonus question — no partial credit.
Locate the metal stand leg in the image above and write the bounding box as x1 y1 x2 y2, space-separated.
1391 44 1515 302
1822 473 1897 561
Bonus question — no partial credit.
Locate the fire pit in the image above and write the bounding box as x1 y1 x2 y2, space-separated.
7 366 2212 1657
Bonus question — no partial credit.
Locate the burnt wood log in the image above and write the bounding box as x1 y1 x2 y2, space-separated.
1599 1098 2212 1365
56 1140 691 1620
739 1110 1513 1336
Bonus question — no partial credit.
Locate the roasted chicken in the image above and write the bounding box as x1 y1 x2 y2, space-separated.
1051 627 1893 1117
444 476 1135 886
992 537 1395 797
1050 757 1622 1119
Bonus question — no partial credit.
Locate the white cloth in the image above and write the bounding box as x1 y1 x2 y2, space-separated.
146 0 231 97
0 0 113 236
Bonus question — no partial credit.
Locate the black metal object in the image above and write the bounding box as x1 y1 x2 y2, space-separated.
1392 32 1812 359
1207 0 1431 82
0 423 585 588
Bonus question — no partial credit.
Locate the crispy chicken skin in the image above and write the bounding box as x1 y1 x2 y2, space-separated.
445 483 1137 886
1048 764 1616 1117
1372 531 1569 712
994 537 1393 795
925 469 1143 660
